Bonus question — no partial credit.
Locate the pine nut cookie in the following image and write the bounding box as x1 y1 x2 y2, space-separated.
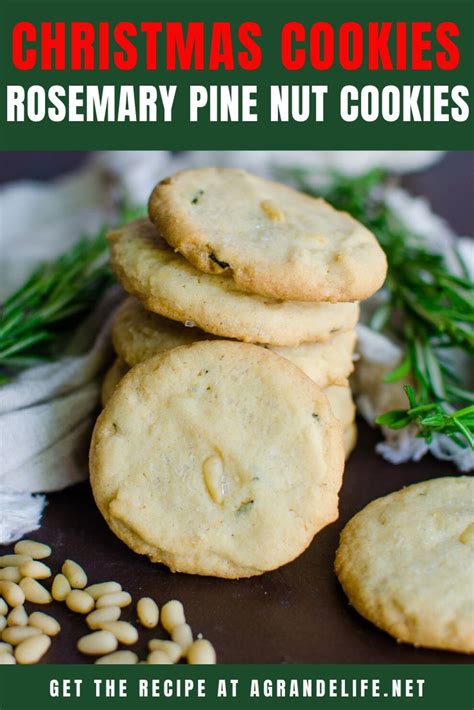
90 341 345 578
100 357 357 460
100 357 357 459
335 477 474 654
112 297 356 388
108 220 359 347
148 168 387 302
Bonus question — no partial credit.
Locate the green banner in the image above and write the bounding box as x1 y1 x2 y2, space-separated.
0 0 473 149
1 665 473 709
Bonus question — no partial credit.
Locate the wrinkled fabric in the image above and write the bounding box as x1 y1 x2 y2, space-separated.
3 149 470 544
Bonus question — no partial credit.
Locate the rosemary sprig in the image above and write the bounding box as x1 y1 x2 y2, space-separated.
0 205 146 374
285 168 473 449
0 229 113 369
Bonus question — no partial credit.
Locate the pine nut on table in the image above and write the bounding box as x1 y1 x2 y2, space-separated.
20 578 52 604
0 581 25 607
77 631 118 656
51 574 71 602
2 626 41 645
148 639 181 663
15 634 51 664
65 590 94 614
187 639 217 664
62 560 88 589
14 540 51 560
86 606 121 630
137 597 159 628
161 600 185 632
85 582 121 599
101 621 138 646
28 612 61 636
19 560 51 580
7 605 28 627
95 591 131 609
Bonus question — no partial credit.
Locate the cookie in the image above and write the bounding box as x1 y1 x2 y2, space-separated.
108 220 359 347
101 358 129 408
100 356 356 459
100 359 356 459
90 340 345 578
112 298 211 366
149 168 387 302
112 297 356 387
335 477 474 654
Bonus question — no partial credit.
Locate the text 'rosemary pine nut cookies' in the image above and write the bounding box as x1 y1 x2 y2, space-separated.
148 168 387 302
108 220 359 347
335 477 474 654
90 341 345 578
112 297 357 387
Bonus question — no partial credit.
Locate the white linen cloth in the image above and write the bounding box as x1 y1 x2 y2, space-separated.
1 150 471 544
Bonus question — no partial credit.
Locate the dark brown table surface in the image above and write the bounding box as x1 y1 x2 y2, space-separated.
0 151 472 664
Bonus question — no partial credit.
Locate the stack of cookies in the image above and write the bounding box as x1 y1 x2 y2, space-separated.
91 168 386 578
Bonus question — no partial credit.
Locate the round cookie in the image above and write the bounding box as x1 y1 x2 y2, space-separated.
112 298 211 366
90 340 345 578
274 337 355 389
335 477 474 654
99 360 357 459
100 357 357 460
108 220 360 347
112 297 356 387
148 168 387 302
101 358 129 408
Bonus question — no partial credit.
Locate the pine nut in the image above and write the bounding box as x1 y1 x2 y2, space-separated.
2 626 41 645
65 590 94 614
101 621 138 646
0 641 13 654
187 639 216 664
95 650 138 665
161 600 185 632
15 634 51 664
86 606 121 630
137 597 159 629
20 560 51 580
29 612 61 637
96 591 131 609
14 540 51 560
148 639 181 662
0 554 31 568
7 605 28 627
62 560 87 589
147 650 172 664
51 574 71 601
0 617 7 632
20 578 52 605
0 567 22 583
171 623 193 652
202 454 226 504
85 582 121 599
77 631 117 656
459 522 474 545
0 581 25 607
0 653 16 664
0 598 7 615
